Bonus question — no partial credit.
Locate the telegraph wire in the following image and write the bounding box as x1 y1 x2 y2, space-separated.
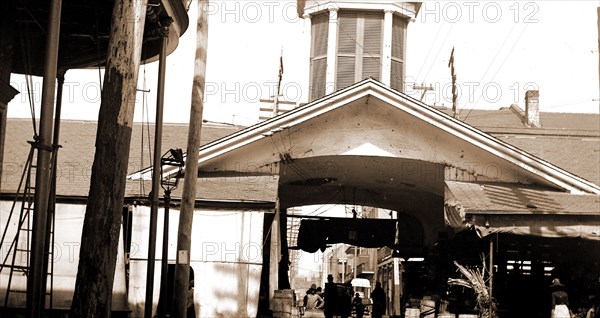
462 23 529 122
18 19 37 137
457 21 518 118
414 22 445 83
419 24 455 86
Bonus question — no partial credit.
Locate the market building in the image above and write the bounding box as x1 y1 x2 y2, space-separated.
1 1 599 317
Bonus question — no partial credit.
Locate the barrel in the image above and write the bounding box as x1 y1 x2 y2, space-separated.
273 289 295 318
405 308 420 318
420 298 436 318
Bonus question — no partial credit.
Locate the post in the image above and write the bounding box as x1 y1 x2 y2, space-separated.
160 190 171 316
489 238 494 316
70 0 148 316
27 0 61 316
41 70 66 311
172 1 209 316
144 27 169 318
278 207 291 289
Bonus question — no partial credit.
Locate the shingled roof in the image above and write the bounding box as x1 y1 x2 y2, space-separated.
434 107 600 186
1 119 279 203
2 106 599 201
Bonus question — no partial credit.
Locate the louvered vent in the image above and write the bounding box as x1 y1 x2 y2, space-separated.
336 11 383 91
310 12 329 101
362 12 382 80
391 15 406 91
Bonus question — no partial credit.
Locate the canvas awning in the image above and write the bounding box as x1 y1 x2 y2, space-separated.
351 278 371 288
444 181 600 240
295 216 425 253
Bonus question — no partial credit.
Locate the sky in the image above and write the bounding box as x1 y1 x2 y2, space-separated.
7 1 600 126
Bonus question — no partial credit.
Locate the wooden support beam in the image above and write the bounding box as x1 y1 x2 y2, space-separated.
172 1 209 316
70 1 148 316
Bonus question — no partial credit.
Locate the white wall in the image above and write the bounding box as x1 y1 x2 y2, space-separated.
0 202 128 311
128 206 265 317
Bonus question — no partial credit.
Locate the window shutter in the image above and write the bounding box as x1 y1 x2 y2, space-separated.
337 56 356 90
390 59 403 91
362 57 380 80
362 12 382 80
391 15 407 92
363 13 382 56
391 15 406 60
337 12 357 90
310 58 327 100
338 12 357 54
312 13 329 57
310 13 329 100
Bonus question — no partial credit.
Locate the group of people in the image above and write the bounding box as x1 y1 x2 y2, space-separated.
301 275 387 318
303 276 597 318
551 278 598 318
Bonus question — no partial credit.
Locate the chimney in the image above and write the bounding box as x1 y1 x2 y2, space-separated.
525 90 540 127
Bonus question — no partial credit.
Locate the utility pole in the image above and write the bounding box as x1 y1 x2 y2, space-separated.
70 0 148 317
273 50 283 117
412 83 434 102
172 1 209 316
448 47 458 118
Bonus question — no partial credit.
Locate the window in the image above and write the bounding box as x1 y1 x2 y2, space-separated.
336 11 383 91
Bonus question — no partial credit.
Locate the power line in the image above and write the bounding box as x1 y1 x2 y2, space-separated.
414 23 445 83
419 24 455 86
462 23 529 121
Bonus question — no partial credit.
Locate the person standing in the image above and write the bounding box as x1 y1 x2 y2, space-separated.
371 281 386 318
353 292 366 318
550 278 573 318
304 288 325 318
324 274 338 318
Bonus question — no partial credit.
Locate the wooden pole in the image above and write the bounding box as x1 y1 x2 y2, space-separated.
489 237 494 317
27 0 61 316
172 1 208 316
70 0 148 316
278 207 291 289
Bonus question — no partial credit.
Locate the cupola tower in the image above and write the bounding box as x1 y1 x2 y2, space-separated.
298 1 421 101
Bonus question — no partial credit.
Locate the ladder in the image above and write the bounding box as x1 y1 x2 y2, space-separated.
287 208 302 281
0 141 55 309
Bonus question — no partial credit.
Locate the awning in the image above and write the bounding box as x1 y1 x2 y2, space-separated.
295 216 425 253
351 278 371 288
444 181 600 240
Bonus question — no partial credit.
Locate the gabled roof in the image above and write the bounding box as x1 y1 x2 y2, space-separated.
132 78 599 196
